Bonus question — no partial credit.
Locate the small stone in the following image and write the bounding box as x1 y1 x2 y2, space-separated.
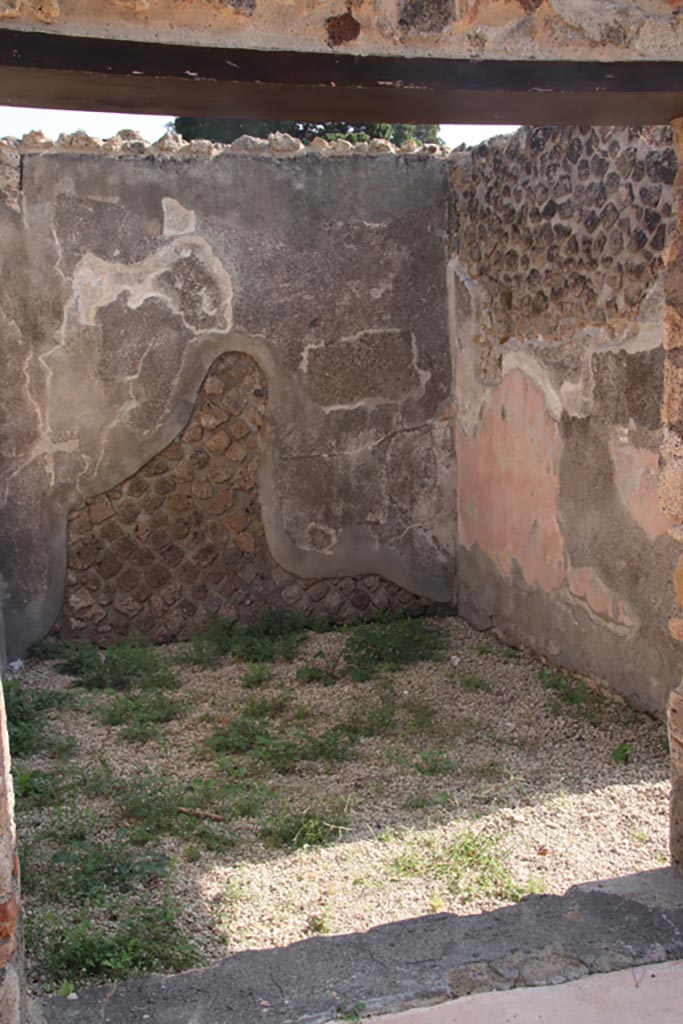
268 132 304 157
205 430 229 455
226 442 248 463
89 498 114 524
149 131 183 155
56 130 101 152
368 138 395 156
230 135 269 154
329 138 353 157
114 595 142 618
235 531 255 553
224 510 249 534
20 130 52 151
309 137 331 155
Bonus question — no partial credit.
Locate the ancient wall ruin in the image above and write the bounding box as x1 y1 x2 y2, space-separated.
451 125 682 710
2 121 683 1023
0 133 455 660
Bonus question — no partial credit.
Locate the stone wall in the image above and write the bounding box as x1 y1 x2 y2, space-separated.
5 0 683 62
451 125 682 711
58 351 428 644
0 134 455 659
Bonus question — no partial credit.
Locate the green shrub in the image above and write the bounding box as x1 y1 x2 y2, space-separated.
262 803 349 849
37 900 198 986
459 674 492 693
343 616 446 682
538 668 603 724
58 640 177 692
102 692 181 743
241 663 271 689
4 680 67 757
296 664 336 687
13 767 63 810
206 716 269 755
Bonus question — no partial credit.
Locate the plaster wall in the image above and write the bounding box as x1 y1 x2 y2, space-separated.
451 125 682 711
4 0 683 62
0 138 455 659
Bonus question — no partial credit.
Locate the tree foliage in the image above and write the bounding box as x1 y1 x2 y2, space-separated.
172 118 442 147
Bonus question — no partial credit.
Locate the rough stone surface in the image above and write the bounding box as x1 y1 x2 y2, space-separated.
57 351 430 644
451 125 682 712
7 0 683 62
34 872 683 1024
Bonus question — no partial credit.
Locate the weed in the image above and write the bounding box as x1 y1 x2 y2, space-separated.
337 1003 365 1023
344 683 397 738
262 801 349 850
38 839 170 901
474 642 493 656
433 831 524 902
242 694 291 719
305 726 357 764
206 716 269 756
459 673 492 693
538 668 603 724
27 638 66 661
415 749 455 775
612 742 632 765
78 759 115 798
307 909 332 935
35 899 198 986
403 791 450 811
4 680 71 757
241 663 271 689
48 733 78 759
500 646 521 660
296 664 336 687
58 640 177 692
391 830 523 903
185 846 201 863
400 698 436 733
13 767 64 810
103 692 181 743
253 734 301 774
187 610 327 667
117 771 240 849
343 615 446 682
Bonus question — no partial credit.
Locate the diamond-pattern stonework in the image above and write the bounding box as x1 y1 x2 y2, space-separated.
57 352 428 643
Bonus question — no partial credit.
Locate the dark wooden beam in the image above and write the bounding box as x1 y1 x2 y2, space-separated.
1 28 683 125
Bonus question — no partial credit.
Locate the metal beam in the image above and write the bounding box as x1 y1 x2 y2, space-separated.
1 29 683 125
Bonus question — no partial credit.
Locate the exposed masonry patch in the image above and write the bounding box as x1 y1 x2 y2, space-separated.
58 351 429 643
300 330 429 410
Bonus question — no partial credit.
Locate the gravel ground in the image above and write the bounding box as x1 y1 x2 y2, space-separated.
11 615 671 995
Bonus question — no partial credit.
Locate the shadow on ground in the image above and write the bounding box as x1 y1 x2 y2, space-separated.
34 868 683 1024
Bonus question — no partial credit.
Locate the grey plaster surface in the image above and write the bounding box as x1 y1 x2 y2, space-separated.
0 151 455 658
34 870 683 1024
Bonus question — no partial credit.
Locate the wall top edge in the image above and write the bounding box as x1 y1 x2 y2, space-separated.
2 129 459 161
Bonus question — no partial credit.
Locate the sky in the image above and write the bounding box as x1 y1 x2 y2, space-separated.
0 106 519 147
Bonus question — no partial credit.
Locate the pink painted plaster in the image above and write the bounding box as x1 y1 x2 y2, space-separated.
609 442 671 540
456 370 566 591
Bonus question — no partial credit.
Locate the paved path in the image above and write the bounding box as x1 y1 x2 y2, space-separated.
368 960 683 1024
